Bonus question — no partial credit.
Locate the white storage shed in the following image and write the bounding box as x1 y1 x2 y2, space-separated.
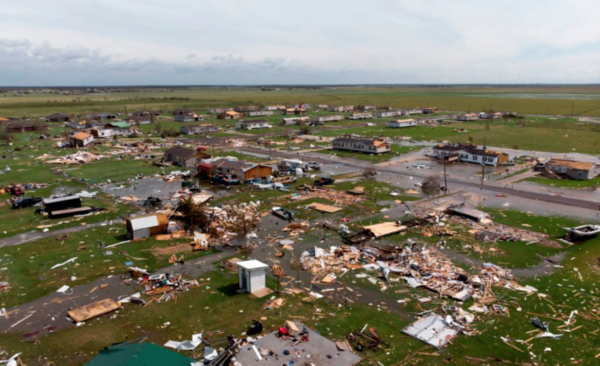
237 260 269 294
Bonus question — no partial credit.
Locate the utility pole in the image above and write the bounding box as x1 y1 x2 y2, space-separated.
480 137 486 187
571 101 575 117
443 156 448 194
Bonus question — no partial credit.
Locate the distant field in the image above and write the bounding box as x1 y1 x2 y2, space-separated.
2 86 600 117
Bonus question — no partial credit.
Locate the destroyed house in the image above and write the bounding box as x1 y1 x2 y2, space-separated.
545 159 597 180
43 195 84 219
125 213 168 240
387 119 417 128
217 111 243 119
46 113 72 122
85 342 194 366
172 108 194 116
281 117 309 126
7 120 48 133
234 105 259 112
207 107 233 114
211 159 273 181
456 113 478 121
431 144 509 166
90 112 117 120
235 119 273 130
70 132 94 147
332 138 391 154
348 112 373 120
180 124 218 135
69 120 100 130
164 146 203 167
91 122 136 138
131 110 159 118
124 115 152 125
174 112 204 122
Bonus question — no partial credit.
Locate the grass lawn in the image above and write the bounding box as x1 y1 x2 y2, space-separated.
57 157 181 183
525 175 600 189
313 144 425 163
0 225 214 308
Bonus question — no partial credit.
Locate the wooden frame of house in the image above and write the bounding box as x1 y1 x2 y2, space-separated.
332 138 391 154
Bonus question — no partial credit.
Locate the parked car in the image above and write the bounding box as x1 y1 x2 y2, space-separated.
533 163 545 172
314 177 335 187
11 197 43 209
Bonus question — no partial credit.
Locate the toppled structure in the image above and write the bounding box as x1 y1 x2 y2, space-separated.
45 151 107 164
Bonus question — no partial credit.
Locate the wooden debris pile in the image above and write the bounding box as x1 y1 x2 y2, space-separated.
292 186 366 206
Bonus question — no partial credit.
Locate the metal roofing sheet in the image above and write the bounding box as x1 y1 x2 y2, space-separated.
129 215 160 231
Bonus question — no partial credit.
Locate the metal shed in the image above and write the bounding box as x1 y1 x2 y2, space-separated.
125 213 169 240
237 260 269 294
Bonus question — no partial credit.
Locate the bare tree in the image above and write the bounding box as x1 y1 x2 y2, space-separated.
422 175 442 195
179 196 208 230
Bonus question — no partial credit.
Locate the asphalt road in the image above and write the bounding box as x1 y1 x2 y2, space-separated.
240 146 600 211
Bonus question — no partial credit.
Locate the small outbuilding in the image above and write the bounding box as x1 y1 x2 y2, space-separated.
237 259 269 294
125 213 169 240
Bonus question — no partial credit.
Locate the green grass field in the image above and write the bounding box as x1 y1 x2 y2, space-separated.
3 86 600 117
525 175 600 189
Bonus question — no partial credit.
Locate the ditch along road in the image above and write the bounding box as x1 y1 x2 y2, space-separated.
240 146 600 211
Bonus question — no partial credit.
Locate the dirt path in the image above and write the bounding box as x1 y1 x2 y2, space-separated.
0 251 232 335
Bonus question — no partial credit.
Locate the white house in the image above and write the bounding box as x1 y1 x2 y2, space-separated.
387 119 417 128
332 138 391 154
237 260 269 293
431 144 509 166
479 112 503 120
235 119 273 130
175 113 204 122
348 112 373 120
376 110 402 118
247 110 274 117
317 115 344 123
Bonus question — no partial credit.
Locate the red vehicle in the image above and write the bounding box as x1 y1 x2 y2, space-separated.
196 146 207 152
9 186 24 196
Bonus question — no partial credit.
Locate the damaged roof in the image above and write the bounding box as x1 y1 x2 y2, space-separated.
165 146 197 159
546 159 595 171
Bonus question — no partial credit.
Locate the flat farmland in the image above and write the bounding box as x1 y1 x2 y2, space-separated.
2 85 600 117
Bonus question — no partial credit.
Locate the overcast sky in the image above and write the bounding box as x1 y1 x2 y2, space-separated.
1 0 599 86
